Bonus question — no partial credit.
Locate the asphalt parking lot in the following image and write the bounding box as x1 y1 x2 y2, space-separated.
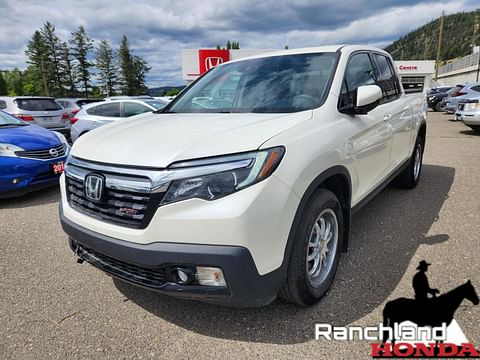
1 111 479 359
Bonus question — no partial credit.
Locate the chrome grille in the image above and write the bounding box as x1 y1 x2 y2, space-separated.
66 176 157 228
16 143 67 160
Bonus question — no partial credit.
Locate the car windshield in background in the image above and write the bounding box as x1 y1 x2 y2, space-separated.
144 99 167 110
77 99 103 107
15 98 62 111
169 52 337 113
0 111 27 126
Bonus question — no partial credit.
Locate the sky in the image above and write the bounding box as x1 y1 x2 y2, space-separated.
0 0 478 88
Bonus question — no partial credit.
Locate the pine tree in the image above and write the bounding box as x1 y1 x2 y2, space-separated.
118 35 149 95
0 72 7 95
132 56 150 95
60 42 76 96
96 39 118 96
25 30 50 95
40 22 63 95
70 25 94 97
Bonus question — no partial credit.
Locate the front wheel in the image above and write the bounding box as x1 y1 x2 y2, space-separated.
434 102 445 112
280 189 343 306
395 136 424 189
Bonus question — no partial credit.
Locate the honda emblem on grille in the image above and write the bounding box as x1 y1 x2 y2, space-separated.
49 148 59 158
85 174 104 201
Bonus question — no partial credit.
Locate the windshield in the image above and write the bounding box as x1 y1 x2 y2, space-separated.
144 99 167 110
169 52 337 113
14 98 63 111
0 110 27 126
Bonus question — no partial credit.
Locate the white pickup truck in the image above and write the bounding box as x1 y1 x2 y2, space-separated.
60 45 427 306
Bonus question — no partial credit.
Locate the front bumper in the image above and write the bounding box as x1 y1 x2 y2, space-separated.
0 156 66 199
60 206 286 306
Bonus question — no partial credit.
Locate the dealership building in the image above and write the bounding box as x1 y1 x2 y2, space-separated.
181 49 435 93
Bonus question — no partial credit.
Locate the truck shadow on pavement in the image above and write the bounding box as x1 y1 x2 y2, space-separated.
115 164 454 345
0 186 60 209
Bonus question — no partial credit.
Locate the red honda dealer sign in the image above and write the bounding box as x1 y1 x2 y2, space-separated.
198 49 230 75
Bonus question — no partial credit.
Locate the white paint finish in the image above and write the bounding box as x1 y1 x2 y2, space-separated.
63 45 427 275
356 85 382 107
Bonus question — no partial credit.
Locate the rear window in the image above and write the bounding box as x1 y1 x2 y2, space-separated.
15 98 62 111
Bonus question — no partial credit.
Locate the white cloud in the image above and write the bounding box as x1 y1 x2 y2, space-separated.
0 0 475 87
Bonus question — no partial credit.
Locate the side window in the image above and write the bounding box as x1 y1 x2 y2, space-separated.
123 102 152 117
373 54 400 103
90 103 121 117
470 85 480 93
0 100 7 109
339 53 376 109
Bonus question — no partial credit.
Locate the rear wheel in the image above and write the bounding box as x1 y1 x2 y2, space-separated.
434 102 445 112
395 136 424 189
280 189 343 306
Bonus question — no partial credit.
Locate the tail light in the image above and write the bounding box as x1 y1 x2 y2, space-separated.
14 114 34 121
62 113 69 120
71 109 80 115
71 117 79 124
453 91 467 97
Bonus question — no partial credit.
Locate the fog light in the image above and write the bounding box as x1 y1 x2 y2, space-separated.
12 178 20 184
196 267 226 287
174 267 195 285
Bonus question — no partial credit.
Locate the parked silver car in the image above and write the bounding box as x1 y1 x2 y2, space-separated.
0 96 70 133
444 83 480 115
455 99 480 132
56 98 104 121
70 98 168 142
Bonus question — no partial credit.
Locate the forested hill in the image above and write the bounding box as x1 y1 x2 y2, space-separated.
385 9 480 61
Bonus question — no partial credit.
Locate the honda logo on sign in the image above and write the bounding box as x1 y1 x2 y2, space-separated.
198 49 230 75
205 57 224 71
85 174 104 201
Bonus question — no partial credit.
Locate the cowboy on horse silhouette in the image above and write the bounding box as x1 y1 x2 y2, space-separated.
413 260 440 301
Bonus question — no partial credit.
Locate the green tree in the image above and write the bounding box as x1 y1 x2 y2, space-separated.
40 22 63 95
96 39 118 96
22 66 43 95
0 72 7 95
164 88 181 96
3 69 24 96
118 35 150 95
61 42 77 96
25 30 50 95
70 25 94 97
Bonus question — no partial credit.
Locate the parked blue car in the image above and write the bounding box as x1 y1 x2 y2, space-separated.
0 110 69 198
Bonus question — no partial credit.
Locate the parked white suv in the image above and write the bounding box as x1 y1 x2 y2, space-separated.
60 45 427 306
70 98 168 142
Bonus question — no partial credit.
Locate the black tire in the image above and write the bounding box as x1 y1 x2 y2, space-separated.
280 189 344 306
395 136 424 189
468 125 480 132
434 102 444 112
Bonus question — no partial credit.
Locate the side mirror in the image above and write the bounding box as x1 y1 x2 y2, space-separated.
355 85 382 114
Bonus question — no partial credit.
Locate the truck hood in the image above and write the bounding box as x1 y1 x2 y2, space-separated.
72 111 312 167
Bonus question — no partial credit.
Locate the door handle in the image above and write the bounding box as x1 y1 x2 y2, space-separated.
383 113 392 122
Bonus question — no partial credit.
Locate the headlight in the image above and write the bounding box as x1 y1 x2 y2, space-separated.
161 147 285 205
428 96 435 100
0 143 24 157
53 131 69 145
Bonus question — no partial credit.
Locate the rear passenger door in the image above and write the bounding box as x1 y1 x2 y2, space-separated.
372 52 413 170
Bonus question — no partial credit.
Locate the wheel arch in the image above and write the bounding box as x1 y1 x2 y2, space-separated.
280 166 352 277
